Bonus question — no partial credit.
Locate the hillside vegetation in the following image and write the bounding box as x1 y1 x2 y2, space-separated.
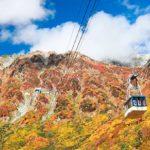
0 51 149 150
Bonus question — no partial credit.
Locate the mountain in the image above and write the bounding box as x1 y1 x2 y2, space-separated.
104 54 150 67
144 58 150 69
0 51 149 150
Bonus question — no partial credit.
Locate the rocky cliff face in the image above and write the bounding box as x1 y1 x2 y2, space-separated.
144 59 150 77
145 59 150 67
0 51 149 149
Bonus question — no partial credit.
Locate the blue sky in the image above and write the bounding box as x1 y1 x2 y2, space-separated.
0 0 150 60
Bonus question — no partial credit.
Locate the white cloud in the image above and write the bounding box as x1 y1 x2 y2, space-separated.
122 0 150 15
122 0 138 10
0 30 11 41
13 22 81 53
81 12 150 62
13 12 150 63
0 0 54 25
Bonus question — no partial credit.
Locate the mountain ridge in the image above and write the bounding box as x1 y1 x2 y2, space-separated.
0 51 149 149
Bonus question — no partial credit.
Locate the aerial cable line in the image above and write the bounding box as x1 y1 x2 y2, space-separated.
68 0 99 67
66 0 92 66
68 0 99 68
62 0 99 95
65 0 86 55
66 0 93 67
77 0 101 55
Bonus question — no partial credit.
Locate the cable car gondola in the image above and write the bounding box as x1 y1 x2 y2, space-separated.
124 95 147 118
124 73 147 118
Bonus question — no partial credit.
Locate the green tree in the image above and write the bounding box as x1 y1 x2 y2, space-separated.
0 123 12 150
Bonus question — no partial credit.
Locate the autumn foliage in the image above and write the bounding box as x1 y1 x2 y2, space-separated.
0 52 149 149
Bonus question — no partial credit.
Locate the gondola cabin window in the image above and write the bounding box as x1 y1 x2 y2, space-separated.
131 96 147 107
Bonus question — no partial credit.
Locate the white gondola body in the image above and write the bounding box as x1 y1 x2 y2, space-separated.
124 95 147 118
